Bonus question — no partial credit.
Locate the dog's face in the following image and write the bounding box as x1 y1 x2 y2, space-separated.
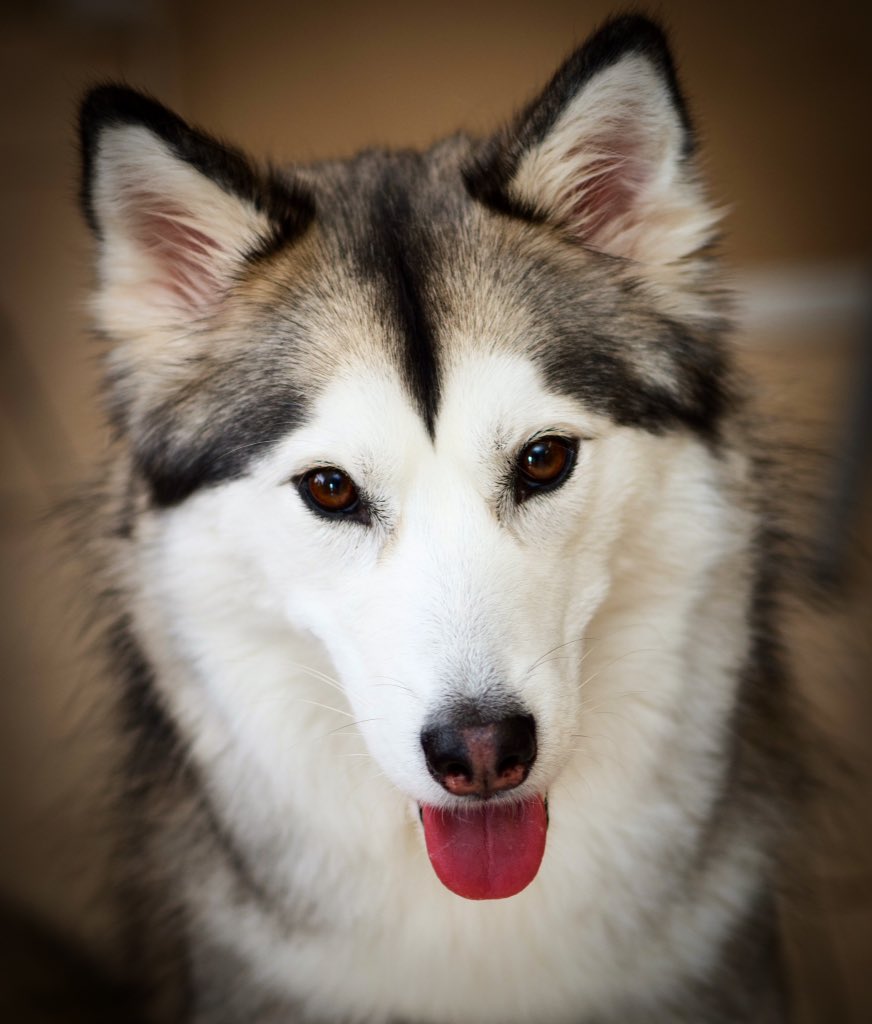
82 18 743 898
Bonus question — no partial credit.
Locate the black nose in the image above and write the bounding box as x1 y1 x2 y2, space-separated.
421 714 537 797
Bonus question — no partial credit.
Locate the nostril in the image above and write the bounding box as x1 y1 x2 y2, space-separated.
421 726 472 785
496 714 537 772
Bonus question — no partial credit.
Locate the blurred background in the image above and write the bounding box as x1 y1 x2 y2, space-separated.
0 0 870 1020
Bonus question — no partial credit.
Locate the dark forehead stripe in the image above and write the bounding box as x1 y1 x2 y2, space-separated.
133 359 308 508
354 164 441 435
536 313 731 441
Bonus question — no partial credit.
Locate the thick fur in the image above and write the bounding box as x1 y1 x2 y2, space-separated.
78 15 800 1024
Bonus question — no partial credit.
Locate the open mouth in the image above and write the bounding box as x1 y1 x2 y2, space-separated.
419 794 549 900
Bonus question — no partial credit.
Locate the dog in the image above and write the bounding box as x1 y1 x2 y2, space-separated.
77 14 802 1023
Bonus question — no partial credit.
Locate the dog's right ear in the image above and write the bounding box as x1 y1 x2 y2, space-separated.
79 86 313 337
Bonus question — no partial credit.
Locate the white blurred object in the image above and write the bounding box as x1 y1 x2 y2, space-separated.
736 263 870 334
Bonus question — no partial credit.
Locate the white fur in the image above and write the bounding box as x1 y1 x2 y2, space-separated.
128 349 756 1022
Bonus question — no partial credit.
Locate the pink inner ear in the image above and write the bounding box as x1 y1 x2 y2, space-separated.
128 192 227 309
564 127 651 244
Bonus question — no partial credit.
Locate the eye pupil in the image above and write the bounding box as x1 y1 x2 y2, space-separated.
523 440 565 481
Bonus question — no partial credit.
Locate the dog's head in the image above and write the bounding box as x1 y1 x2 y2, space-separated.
81 16 749 899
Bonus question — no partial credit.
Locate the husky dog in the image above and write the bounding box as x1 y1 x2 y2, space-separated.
77 14 800 1024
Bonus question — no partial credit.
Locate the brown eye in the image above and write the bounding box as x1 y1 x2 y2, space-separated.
299 467 362 518
515 436 577 502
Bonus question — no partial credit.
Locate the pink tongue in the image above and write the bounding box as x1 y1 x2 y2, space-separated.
421 796 547 900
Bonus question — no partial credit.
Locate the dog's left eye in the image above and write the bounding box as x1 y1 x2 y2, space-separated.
514 436 577 502
297 467 367 522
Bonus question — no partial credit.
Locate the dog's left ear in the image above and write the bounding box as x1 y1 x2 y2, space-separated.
465 15 718 264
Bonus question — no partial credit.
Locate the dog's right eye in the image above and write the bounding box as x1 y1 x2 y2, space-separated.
297 468 366 521
514 436 577 503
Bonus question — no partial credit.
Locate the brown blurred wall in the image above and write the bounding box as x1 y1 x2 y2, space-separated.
0 0 870 1019
1 0 871 464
